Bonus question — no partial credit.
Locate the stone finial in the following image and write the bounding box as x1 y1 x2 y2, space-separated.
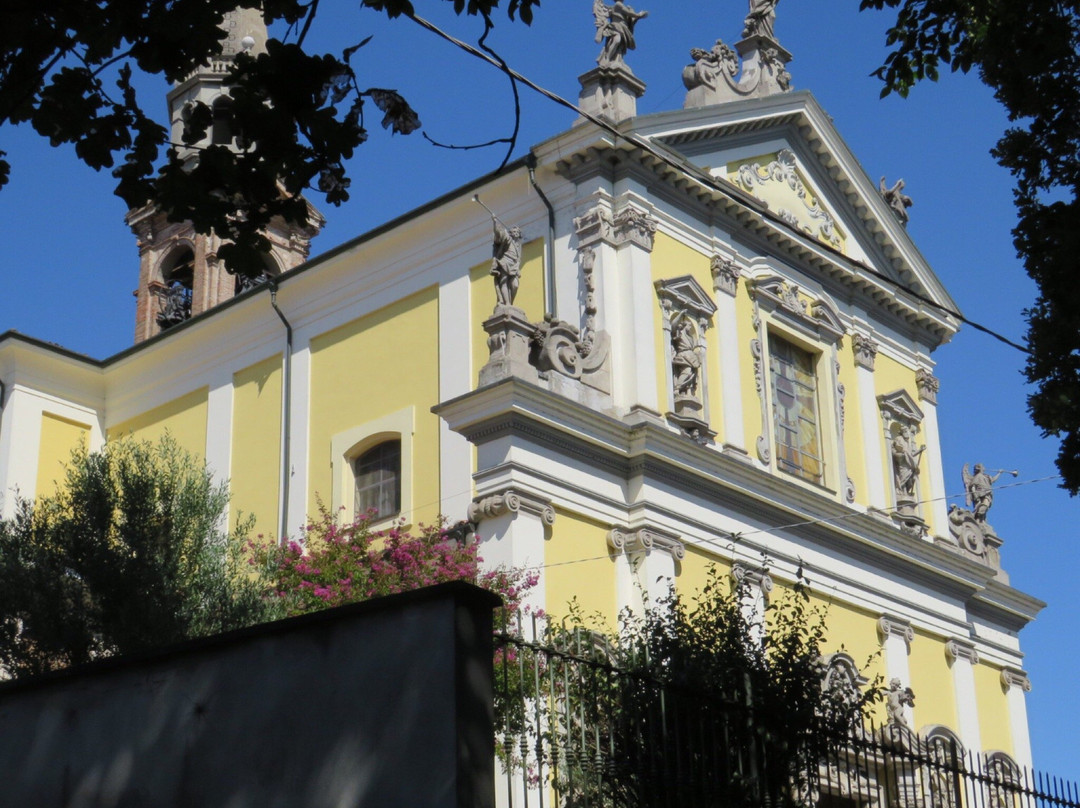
682 0 790 108
916 369 939 404
710 255 741 296
852 333 879 371
880 177 913 227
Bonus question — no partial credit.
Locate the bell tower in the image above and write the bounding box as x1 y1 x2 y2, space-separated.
127 7 323 344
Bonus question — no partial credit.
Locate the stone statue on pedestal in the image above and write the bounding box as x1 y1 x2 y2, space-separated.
593 0 649 68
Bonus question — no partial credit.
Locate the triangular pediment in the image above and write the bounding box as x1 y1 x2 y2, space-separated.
617 92 960 339
878 389 924 425
654 275 717 320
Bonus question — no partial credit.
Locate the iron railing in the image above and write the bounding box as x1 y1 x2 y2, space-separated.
493 621 1079 808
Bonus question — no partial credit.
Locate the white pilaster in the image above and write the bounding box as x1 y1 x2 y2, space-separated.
608 526 684 617
878 615 915 727
468 489 554 616
439 275 476 521
284 338 311 539
712 257 746 453
946 638 983 752
917 371 949 535
1001 668 1033 770
0 387 41 517
731 562 773 644
204 368 234 488
856 363 887 510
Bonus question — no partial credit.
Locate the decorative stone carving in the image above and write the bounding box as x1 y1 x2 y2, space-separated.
822 653 867 717
573 206 614 249
682 1 790 107
880 176 913 227
478 305 540 387
608 526 685 560
835 359 855 503
746 275 844 344
734 150 840 249
656 275 718 443
1000 668 1032 693
155 282 192 329
467 489 556 527
945 463 1016 569
710 254 741 297
530 314 611 393
886 678 915 727
750 321 771 465
963 463 1015 525
730 561 774 595
916 368 939 404
852 333 879 371
592 0 648 69
878 389 928 538
613 206 657 251
877 615 916 650
945 639 979 666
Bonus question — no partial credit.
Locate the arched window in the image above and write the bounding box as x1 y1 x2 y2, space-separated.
984 752 1021 808
211 96 235 146
353 439 401 519
157 247 195 329
921 727 965 808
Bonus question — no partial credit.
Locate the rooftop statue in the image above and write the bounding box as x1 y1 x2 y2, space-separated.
963 463 1018 523
475 196 523 309
742 0 779 40
593 0 649 68
880 177 913 227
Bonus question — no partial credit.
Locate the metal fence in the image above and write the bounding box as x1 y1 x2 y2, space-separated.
493 620 1079 808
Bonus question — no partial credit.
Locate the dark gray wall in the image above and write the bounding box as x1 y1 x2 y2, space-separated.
0 581 498 808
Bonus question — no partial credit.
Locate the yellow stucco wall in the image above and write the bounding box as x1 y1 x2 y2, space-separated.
547 508 617 627
909 630 959 733
676 543 733 599
873 354 936 533
230 355 282 537
107 387 209 460
307 285 441 528
470 238 546 382
650 234 725 441
974 662 1013 755
35 413 90 498
809 592 886 721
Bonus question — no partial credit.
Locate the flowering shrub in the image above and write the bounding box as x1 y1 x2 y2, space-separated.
251 505 538 618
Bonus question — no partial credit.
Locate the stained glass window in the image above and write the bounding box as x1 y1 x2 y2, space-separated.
769 336 824 484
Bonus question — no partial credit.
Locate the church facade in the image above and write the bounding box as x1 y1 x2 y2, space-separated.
0 2 1039 777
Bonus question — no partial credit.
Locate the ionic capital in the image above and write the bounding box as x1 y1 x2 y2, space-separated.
608 525 685 560
945 638 980 666
731 561 774 596
1000 667 1032 692
468 489 556 526
877 615 915 650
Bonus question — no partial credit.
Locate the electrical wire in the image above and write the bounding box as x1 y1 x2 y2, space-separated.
405 12 1030 355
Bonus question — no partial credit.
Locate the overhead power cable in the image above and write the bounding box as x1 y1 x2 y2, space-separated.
406 13 1030 355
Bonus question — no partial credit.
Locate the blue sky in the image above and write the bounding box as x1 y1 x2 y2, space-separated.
1 0 1075 781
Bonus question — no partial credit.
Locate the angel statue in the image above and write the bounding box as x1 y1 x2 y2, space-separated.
886 678 915 727
593 0 649 68
880 176 913 226
962 463 1017 523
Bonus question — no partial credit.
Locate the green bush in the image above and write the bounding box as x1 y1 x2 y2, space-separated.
0 436 276 677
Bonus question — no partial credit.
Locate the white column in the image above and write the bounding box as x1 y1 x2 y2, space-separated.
711 256 747 455
878 615 915 727
917 371 950 536
609 526 684 616
284 338 311 539
731 562 773 645
0 387 42 517
854 336 888 510
946 639 983 752
438 275 476 521
468 489 553 617
1001 668 1033 769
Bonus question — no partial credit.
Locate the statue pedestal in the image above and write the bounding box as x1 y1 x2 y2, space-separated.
891 499 928 540
478 305 539 387
734 34 792 96
667 397 716 445
577 64 647 124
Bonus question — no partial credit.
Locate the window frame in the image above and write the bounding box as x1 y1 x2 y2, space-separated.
352 439 401 519
330 407 414 526
768 334 825 484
